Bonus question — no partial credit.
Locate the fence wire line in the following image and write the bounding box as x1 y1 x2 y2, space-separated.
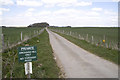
50 29 118 50
2 28 45 53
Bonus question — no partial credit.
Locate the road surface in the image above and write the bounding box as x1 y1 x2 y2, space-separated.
46 29 118 78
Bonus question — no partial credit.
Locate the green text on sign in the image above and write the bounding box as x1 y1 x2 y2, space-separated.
18 46 37 62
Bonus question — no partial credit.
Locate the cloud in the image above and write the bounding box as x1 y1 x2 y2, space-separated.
2 2 117 27
33 9 102 26
104 10 117 15
27 8 35 12
57 3 73 7
24 8 35 16
15 0 92 8
86 11 100 16
41 0 77 4
53 9 81 15
0 8 10 15
0 8 10 12
0 0 14 5
76 2 92 6
16 0 43 7
37 11 51 16
57 1 92 7
0 12 2 15
92 8 103 11
4 8 117 26
40 9 117 27
112 0 120 2
0 17 2 25
41 0 92 7
42 0 77 7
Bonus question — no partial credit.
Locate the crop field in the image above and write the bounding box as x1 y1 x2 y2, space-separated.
50 27 118 50
2 27 43 49
2 30 61 78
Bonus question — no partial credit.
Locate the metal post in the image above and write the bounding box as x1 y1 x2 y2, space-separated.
24 62 32 78
24 44 32 79
27 62 31 78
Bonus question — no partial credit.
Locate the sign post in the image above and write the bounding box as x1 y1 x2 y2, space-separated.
18 46 37 78
25 62 32 78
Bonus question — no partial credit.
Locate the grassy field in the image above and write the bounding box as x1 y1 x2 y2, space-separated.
3 27 43 45
2 30 60 78
52 30 118 65
50 27 118 50
0 52 1 80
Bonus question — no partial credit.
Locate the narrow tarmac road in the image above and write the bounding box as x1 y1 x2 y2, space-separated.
46 29 118 78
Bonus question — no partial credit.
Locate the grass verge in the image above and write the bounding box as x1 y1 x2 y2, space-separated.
2 30 60 78
53 31 118 65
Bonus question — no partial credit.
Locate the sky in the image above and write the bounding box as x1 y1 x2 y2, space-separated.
0 0 119 27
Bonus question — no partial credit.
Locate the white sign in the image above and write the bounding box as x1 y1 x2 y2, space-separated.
24 62 32 75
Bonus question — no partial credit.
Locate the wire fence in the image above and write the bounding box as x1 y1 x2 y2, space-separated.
50 28 118 50
1 28 45 52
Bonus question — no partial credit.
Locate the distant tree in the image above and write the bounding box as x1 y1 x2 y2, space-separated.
2 26 6 28
28 24 32 27
28 22 49 27
66 26 71 28
49 26 58 27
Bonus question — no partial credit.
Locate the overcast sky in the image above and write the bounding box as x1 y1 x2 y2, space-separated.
0 0 119 27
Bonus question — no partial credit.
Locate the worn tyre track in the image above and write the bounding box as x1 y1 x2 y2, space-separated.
46 29 118 78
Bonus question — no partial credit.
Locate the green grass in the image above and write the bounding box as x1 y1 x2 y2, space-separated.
2 30 60 78
54 31 118 65
3 27 43 45
50 27 118 50
0 53 1 79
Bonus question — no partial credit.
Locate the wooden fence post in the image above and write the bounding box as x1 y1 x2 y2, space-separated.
34 30 35 35
92 36 94 44
21 32 22 41
86 34 88 42
104 35 106 40
1 34 4 52
79 34 81 39
70 31 71 35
